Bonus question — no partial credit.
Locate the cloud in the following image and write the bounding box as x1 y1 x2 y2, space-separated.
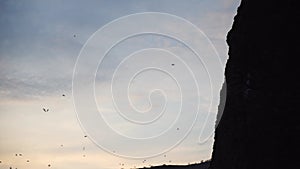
0 0 240 168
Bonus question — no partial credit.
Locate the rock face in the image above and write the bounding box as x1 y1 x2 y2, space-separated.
209 1 300 169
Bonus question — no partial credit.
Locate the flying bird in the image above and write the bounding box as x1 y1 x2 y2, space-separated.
62 94 65 97
171 63 175 66
43 108 49 112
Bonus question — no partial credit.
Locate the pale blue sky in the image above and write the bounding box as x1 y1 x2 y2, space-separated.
0 0 240 169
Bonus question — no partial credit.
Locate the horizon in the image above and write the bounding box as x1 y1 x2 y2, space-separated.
0 0 240 169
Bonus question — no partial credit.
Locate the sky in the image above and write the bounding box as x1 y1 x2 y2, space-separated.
0 0 240 169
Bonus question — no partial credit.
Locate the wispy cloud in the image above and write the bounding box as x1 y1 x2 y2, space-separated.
0 0 240 168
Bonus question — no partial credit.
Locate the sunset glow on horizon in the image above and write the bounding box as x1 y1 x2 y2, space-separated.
0 0 240 168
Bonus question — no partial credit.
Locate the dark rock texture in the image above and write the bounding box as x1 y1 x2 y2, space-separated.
209 0 300 169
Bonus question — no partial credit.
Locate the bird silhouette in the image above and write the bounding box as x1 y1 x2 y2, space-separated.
62 94 65 97
43 108 49 112
171 63 175 66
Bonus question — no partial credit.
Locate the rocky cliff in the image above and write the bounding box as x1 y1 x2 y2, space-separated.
209 0 300 169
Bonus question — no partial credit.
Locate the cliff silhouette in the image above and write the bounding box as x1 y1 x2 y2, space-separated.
209 0 300 169
139 160 210 169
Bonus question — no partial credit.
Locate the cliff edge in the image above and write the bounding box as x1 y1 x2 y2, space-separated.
209 0 300 169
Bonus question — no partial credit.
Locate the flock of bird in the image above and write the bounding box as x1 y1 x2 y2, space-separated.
0 91 182 169
0 153 51 169
0 134 89 169
0 41 186 169
0 93 69 169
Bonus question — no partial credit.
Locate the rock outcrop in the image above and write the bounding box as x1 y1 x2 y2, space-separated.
209 0 300 169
